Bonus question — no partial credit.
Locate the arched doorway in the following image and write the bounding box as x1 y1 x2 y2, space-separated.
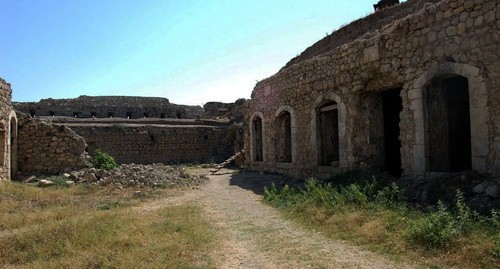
9 113 18 179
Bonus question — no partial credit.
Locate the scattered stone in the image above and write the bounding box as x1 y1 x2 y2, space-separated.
24 175 37 183
39 179 54 187
65 180 75 187
62 173 71 178
485 184 499 198
473 182 488 194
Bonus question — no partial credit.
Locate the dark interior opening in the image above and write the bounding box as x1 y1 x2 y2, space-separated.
319 101 339 166
277 111 292 163
91 112 97 117
383 89 403 177
29 108 36 117
143 112 149 118
160 113 166 118
126 112 132 119
427 75 471 172
73 112 79 118
48 111 55 116
107 112 114 118
253 117 263 161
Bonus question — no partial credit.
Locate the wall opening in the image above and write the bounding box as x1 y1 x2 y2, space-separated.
383 89 403 177
9 117 17 179
143 112 149 118
252 116 263 161
160 113 166 118
29 107 36 117
49 111 55 116
0 123 5 178
276 111 292 163
107 112 114 118
126 112 132 119
73 112 79 118
425 75 471 172
318 101 339 166
91 112 97 118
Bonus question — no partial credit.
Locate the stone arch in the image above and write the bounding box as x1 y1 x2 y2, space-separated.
8 111 18 179
275 105 297 163
250 111 266 162
410 62 489 175
311 92 347 167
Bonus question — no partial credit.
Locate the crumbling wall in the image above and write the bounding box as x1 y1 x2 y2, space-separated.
17 116 90 175
203 99 248 122
68 124 232 164
246 0 499 178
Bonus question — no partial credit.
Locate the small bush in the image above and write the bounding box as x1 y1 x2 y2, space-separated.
91 149 118 170
406 202 461 248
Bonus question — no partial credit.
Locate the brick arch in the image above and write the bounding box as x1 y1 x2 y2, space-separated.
310 92 347 168
275 105 297 163
410 62 489 175
250 111 266 162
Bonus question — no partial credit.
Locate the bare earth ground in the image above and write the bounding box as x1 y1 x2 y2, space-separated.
142 168 416 269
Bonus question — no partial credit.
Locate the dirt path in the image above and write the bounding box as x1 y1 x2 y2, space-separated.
149 169 415 268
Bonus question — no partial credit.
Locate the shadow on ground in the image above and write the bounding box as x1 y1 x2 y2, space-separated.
227 170 300 195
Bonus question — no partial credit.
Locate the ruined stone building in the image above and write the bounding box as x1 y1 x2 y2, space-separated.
245 0 499 178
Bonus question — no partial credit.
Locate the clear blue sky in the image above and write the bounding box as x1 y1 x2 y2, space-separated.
0 0 396 105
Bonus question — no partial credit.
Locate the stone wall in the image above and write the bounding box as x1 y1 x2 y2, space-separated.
67 124 233 164
245 0 499 178
14 95 204 119
17 115 90 175
0 78 17 180
203 99 249 122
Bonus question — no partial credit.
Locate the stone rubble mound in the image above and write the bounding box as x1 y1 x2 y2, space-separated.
27 163 208 189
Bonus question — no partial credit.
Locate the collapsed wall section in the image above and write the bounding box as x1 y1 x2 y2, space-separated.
68 124 233 164
17 116 90 175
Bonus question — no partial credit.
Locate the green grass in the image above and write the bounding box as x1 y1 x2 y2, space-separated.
263 175 500 269
0 181 217 268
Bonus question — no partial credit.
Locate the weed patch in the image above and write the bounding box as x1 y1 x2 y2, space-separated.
263 174 499 268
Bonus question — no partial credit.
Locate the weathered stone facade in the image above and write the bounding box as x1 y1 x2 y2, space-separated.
245 0 499 178
67 122 232 164
0 78 18 180
14 95 204 119
17 116 90 175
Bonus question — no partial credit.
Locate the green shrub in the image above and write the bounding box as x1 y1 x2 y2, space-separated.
406 202 461 248
91 149 119 170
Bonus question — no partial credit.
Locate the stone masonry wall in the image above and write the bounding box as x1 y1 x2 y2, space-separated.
67 124 232 164
0 78 15 180
246 0 499 178
17 116 90 175
14 95 204 119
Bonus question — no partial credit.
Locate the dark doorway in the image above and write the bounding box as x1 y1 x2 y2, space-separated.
426 75 471 172
318 101 339 166
126 112 132 119
276 111 292 163
383 89 403 177
253 117 263 161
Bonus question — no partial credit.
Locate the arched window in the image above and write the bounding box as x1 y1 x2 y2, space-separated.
276 111 292 163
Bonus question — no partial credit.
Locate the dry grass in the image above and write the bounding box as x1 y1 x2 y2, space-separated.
0 181 217 268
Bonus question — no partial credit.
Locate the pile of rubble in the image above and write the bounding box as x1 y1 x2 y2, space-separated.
23 163 208 189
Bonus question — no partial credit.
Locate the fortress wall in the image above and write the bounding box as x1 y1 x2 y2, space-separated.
68 124 233 165
14 96 204 119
